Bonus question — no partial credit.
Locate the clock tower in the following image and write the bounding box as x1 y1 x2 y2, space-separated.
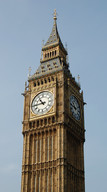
21 10 85 192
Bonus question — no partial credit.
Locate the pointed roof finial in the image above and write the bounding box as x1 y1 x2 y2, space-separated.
28 67 31 77
77 75 81 86
53 9 57 21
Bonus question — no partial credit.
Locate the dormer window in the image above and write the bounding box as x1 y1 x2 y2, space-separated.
47 63 50 67
53 62 56 65
37 81 40 86
41 80 43 85
41 65 44 69
48 78 51 82
42 70 45 73
34 82 36 87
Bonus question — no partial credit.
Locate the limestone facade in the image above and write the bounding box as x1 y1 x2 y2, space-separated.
21 12 85 192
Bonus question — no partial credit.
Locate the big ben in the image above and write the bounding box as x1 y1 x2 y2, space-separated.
21 10 85 192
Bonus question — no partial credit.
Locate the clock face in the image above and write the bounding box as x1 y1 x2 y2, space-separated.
31 91 54 115
70 95 81 121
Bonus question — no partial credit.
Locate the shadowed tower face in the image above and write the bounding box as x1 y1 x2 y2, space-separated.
21 10 85 192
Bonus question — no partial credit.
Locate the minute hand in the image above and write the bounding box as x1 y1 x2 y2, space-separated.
32 103 43 107
32 102 46 107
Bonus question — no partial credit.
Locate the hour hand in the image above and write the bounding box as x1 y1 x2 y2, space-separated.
71 103 76 109
39 98 46 105
39 98 44 104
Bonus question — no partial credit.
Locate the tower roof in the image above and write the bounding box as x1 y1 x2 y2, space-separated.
42 10 67 55
28 10 69 81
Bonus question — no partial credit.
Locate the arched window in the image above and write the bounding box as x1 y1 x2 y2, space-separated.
34 82 36 87
35 140 38 163
50 172 52 192
34 175 36 192
29 122 32 129
51 136 53 160
48 78 51 82
33 121 35 128
30 135 33 164
44 118 47 125
51 77 54 81
38 175 40 192
38 139 41 162
46 173 48 192
47 137 49 161
52 116 55 123
37 120 39 127
41 119 43 126
48 117 51 124
37 81 40 86
52 51 54 56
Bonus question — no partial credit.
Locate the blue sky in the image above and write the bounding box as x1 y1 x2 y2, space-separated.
0 0 107 191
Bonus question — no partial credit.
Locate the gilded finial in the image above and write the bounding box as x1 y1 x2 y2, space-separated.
42 40 44 46
53 9 57 20
65 42 68 52
77 75 80 86
25 81 27 91
28 67 31 77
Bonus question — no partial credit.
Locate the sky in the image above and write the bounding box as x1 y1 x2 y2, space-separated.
0 0 107 191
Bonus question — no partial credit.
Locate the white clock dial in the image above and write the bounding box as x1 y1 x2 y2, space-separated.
70 95 81 121
31 91 54 115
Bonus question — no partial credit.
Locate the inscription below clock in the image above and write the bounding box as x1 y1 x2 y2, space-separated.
31 91 54 115
70 95 81 121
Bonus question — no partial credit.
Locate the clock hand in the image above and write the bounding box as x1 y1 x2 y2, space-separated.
32 103 43 107
32 101 46 107
71 103 77 110
39 98 46 105
39 98 43 103
42 101 46 105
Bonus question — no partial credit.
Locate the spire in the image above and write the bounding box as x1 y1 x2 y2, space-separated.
28 11 69 81
42 10 67 55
